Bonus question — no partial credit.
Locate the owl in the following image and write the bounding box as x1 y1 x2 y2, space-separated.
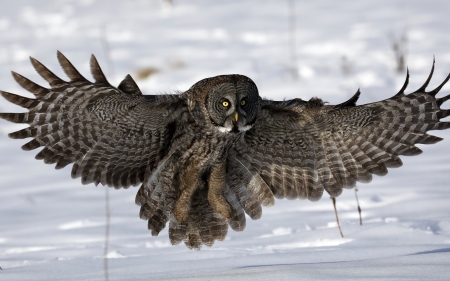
1 52 449 250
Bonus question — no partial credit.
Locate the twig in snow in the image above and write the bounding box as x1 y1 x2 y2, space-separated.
100 25 116 79
390 31 408 73
103 186 110 281
355 187 362 226
332 197 344 237
340 55 353 76
287 0 298 80
99 24 114 281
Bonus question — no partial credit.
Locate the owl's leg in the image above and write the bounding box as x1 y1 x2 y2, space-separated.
331 197 344 237
174 163 201 222
208 162 231 219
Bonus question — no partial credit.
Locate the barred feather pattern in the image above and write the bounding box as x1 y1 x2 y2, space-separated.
236 63 450 199
0 55 268 250
2 53 450 251
134 124 255 250
0 52 187 189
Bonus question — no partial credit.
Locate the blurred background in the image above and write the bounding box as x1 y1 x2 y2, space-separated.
1 0 450 279
0 0 450 110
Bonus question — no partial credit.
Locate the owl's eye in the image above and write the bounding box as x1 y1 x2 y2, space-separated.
240 100 246 106
222 101 229 107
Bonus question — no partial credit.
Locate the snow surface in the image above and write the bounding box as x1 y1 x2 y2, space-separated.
1 0 450 280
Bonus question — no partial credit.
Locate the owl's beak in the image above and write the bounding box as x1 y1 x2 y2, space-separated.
234 112 239 122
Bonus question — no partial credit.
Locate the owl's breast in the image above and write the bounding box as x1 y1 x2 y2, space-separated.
172 125 242 168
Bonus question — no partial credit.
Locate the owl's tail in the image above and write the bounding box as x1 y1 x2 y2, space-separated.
135 156 239 250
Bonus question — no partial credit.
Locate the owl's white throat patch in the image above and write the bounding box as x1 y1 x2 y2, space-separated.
218 127 232 133
238 125 253 132
217 124 253 133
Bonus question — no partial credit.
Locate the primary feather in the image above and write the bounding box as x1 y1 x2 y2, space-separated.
236 61 450 201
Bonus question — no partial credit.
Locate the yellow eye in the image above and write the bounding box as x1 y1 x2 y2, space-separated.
240 100 246 106
222 101 229 107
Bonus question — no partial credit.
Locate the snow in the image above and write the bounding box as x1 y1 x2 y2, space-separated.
1 0 450 280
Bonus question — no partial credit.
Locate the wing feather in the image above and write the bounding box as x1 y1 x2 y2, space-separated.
30 56 66 87
0 52 187 189
57 51 89 83
89 54 110 85
237 63 450 201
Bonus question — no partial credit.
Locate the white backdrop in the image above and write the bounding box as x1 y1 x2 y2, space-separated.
1 1 450 280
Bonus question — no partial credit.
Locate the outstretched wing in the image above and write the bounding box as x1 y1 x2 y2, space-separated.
0 51 187 189
232 62 450 206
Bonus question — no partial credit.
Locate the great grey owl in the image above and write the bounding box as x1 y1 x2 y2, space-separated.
1 52 449 249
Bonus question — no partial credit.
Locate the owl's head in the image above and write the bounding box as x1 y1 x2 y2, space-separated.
187 74 261 133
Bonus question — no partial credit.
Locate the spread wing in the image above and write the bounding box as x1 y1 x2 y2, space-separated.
0 51 187 189
230 62 450 213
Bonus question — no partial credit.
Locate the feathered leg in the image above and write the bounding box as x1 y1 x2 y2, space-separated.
174 162 201 222
208 161 231 219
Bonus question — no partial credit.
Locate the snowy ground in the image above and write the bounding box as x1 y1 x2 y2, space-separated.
1 0 450 280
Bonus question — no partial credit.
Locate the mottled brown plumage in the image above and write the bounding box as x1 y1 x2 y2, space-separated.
1 52 450 250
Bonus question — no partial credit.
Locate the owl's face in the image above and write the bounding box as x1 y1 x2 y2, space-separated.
205 76 260 133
